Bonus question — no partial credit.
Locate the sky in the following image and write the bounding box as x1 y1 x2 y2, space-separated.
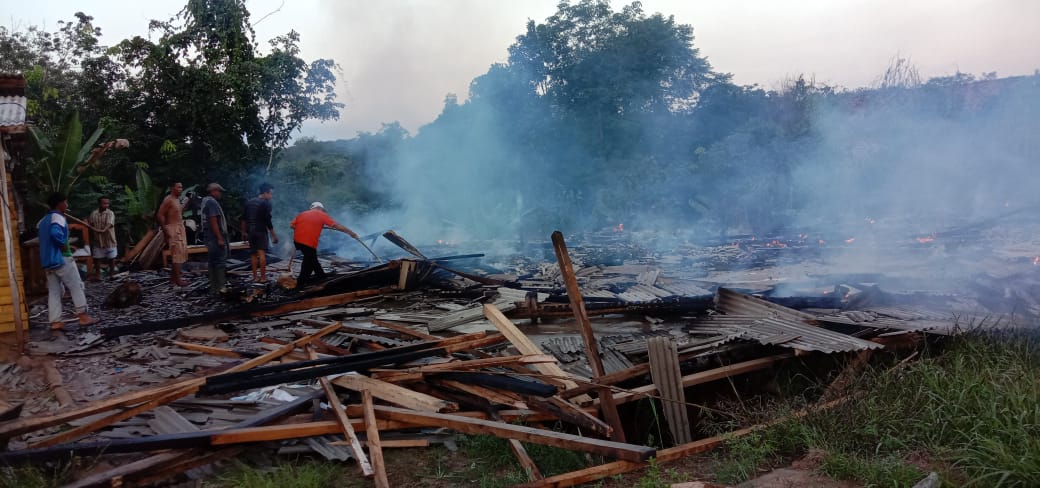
5 0 1039 140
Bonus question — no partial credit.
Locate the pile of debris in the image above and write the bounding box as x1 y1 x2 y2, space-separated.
1 228 1012 487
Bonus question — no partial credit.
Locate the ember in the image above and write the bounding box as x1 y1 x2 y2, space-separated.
916 235 936 244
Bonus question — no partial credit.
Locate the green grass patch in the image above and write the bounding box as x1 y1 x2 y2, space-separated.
209 459 355 488
710 332 1040 487
454 433 595 487
0 464 75 488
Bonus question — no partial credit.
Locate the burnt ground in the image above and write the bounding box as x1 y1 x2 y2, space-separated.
2 219 1039 486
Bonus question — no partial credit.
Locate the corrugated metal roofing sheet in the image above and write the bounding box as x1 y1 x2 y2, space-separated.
816 307 959 335
687 315 883 353
0 96 27 127
715 287 818 322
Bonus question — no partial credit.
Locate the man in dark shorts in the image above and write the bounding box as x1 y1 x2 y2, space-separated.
244 182 279 283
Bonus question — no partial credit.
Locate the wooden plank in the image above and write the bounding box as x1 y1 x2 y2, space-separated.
516 397 852 488
252 288 396 317
0 323 342 441
309 347 373 478
332 374 458 412
609 353 794 405
126 448 243 487
371 354 556 383
647 337 692 444
483 304 579 392
492 410 542 481
373 406 655 462
29 383 199 448
435 380 529 409
171 341 243 358
361 390 390 488
371 319 438 340
551 231 624 441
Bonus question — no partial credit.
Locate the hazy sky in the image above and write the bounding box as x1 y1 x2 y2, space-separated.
6 0 1039 140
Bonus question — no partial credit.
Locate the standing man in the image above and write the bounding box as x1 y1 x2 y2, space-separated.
244 183 278 283
38 193 97 330
157 182 189 287
86 196 117 280
290 202 358 288
201 183 229 295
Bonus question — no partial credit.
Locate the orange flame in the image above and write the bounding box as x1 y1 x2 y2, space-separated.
916 235 935 244
766 239 787 248
1033 256 1039 266
845 238 856 244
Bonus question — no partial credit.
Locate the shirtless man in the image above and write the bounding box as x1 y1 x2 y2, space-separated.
157 182 190 286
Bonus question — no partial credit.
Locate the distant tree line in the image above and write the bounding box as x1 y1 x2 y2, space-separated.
3 0 1037 243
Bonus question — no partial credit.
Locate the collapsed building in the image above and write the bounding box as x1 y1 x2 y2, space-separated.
2 206 1036 487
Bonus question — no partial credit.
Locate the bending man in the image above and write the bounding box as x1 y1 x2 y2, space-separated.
290 202 357 288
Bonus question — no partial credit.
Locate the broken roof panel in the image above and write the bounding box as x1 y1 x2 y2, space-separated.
0 96 27 128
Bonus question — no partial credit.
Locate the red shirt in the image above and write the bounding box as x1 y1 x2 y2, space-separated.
291 209 336 248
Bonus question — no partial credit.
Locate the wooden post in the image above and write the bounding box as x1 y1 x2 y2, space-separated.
307 346 373 477
361 390 390 488
551 231 626 442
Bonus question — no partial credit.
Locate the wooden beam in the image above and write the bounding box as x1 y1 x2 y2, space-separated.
371 319 438 340
251 288 396 317
332 373 458 412
29 384 199 449
551 231 625 442
516 397 852 488
371 355 556 383
373 406 656 462
492 409 543 482
361 390 390 488
0 324 342 442
434 380 529 410
483 304 581 393
171 341 244 358
309 347 373 478
609 353 794 405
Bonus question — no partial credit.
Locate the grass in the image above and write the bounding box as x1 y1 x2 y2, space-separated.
452 432 595 487
0 464 74 488
208 459 356 488
707 331 1040 487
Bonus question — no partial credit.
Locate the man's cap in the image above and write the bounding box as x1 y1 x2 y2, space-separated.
310 202 325 210
206 183 226 192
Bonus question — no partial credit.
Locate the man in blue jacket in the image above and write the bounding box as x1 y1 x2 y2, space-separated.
38 192 96 330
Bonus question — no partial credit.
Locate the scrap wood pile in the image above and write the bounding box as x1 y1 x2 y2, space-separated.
0 310 660 488
3 229 999 487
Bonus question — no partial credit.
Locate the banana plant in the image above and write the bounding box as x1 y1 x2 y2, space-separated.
124 162 162 229
27 110 128 200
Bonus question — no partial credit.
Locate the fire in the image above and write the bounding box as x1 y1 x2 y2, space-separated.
437 239 443 245
845 238 856 244
915 235 935 244
766 239 787 248
818 239 826 246
1033 256 1039 266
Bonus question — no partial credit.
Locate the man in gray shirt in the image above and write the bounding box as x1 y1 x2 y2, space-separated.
201 183 229 295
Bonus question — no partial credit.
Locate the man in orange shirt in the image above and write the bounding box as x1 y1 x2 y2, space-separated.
290 202 358 288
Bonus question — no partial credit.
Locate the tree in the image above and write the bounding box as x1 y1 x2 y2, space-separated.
113 0 342 182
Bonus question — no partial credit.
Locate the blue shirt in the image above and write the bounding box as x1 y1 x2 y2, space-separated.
37 211 68 270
